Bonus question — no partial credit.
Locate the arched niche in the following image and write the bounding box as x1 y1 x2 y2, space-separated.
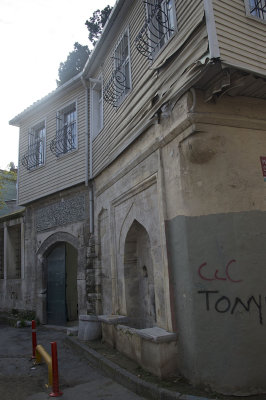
124 220 156 328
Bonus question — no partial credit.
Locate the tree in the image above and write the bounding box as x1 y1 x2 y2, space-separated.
57 6 113 87
57 42 91 87
0 163 17 210
85 5 113 46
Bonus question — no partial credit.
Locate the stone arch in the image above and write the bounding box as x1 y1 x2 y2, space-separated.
36 231 84 324
124 219 156 328
37 231 80 257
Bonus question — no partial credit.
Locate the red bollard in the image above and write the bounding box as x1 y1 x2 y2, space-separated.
31 320 37 359
49 342 63 397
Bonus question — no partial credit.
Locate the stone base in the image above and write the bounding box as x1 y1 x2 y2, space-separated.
78 315 102 341
99 315 178 379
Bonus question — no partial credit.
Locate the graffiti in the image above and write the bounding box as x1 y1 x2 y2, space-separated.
198 259 242 283
198 290 263 325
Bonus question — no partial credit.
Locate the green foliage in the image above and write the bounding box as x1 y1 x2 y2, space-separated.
57 5 113 87
57 42 91 87
0 164 17 210
85 5 113 46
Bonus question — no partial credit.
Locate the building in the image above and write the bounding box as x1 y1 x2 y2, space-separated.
0 168 19 216
0 169 25 310
8 0 266 395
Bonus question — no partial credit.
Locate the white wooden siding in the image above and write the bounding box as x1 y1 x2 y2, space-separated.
213 0 266 75
18 84 87 205
92 0 207 176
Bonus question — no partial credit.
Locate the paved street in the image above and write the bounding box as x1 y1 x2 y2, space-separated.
0 322 146 400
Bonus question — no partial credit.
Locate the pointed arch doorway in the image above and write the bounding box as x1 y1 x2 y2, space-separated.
46 242 78 325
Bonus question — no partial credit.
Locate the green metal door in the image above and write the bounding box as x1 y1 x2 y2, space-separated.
47 243 66 325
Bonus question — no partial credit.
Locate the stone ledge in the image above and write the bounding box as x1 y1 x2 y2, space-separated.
135 326 177 343
79 314 99 322
98 314 128 325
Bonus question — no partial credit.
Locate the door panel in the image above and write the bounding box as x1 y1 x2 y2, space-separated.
47 243 66 325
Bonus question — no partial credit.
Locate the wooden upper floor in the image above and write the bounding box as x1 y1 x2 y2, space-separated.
10 0 266 205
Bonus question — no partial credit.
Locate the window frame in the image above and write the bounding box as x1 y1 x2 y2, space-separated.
90 75 104 139
55 100 78 157
113 27 132 107
27 119 46 170
244 0 266 23
145 0 177 61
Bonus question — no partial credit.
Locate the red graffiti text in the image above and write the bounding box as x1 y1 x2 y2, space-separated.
198 259 242 283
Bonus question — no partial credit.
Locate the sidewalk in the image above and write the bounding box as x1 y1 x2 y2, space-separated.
0 322 145 400
1 320 265 400
65 332 266 400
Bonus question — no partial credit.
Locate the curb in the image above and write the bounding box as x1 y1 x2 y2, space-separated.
66 336 217 400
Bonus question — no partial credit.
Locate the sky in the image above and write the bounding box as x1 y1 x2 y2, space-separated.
0 0 115 170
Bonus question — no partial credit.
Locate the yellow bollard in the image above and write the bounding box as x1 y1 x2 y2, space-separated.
35 344 53 387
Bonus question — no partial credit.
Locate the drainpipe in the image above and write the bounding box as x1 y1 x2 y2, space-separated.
81 76 94 235
81 77 89 187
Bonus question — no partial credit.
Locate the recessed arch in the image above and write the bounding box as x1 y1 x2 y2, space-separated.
124 219 156 328
36 231 80 324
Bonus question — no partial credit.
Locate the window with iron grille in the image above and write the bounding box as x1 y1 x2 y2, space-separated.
21 121 45 170
50 102 77 156
136 0 176 60
103 29 132 107
245 0 266 21
0 229 4 279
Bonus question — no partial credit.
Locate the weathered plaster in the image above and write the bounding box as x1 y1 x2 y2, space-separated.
165 211 266 394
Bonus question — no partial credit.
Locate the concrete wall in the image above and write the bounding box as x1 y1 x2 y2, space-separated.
0 184 91 323
163 91 266 394
94 149 172 332
95 89 266 394
0 215 27 312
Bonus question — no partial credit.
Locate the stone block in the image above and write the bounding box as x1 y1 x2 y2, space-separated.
78 315 102 341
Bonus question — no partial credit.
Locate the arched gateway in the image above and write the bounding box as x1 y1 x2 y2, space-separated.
36 232 80 325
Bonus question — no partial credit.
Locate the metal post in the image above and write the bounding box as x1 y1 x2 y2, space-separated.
31 320 37 359
49 342 63 397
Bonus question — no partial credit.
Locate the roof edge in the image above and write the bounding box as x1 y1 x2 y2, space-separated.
9 71 83 127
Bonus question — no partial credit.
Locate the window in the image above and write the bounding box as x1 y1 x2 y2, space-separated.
51 102 77 156
146 0 175 58
91 76 103 138
21 121 45 170
136 0 176 60
114 29 131 105
245 0 266 21
103 29 132 107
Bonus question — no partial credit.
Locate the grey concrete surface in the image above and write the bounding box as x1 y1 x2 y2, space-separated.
1 321 265 400
0 322 145 400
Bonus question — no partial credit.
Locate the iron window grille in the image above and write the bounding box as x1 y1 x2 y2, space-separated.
136 0 176 60
103 29 131 107
21 122 45 170
246 0 266 20
50 103 77 156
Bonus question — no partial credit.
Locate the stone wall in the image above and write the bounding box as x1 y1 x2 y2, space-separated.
94 90 266 394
